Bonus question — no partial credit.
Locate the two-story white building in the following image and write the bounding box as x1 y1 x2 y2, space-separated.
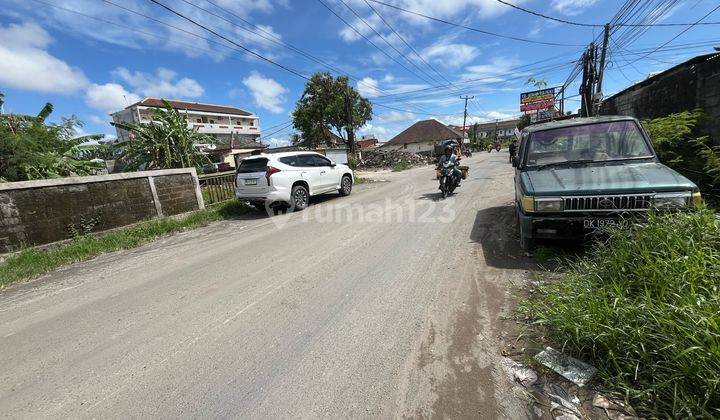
111 98 265 168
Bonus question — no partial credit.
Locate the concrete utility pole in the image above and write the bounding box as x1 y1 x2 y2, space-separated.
595 23 611 114
345 84 355 153
460 95 473 149
580 42 596 117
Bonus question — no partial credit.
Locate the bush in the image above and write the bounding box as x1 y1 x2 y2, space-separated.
524 209 720 417
391 161 412 172
642 109 720 202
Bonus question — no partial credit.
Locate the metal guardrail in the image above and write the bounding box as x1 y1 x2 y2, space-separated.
198 170 236 205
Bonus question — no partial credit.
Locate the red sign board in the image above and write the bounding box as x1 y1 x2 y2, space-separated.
520 99 554 112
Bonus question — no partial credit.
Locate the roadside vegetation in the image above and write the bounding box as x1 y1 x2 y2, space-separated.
523 208 720 417
391 161 412 172
0 100 102 182
643 109 720 203
0 200 250 288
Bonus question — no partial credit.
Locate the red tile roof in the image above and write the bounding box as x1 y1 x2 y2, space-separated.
127 98 253 116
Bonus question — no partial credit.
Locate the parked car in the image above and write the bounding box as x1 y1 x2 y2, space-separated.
235 151 354 211
513 116 701 250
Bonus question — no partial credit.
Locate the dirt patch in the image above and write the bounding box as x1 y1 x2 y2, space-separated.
427 277 500 419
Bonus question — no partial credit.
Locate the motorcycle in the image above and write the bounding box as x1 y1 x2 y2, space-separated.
438 160 461 199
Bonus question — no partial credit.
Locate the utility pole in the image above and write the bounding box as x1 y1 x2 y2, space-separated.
595 23 611 115
345 84 355 153
460 95 473 150
580 42 596 117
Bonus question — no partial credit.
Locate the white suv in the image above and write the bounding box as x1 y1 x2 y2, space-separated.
235 152 354 211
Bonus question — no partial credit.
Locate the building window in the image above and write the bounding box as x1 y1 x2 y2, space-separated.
209 119 215 124
196 118 202 123
249 120 254 126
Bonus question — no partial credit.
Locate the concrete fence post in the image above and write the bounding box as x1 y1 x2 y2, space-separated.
190 168 205 210
147 176 163 217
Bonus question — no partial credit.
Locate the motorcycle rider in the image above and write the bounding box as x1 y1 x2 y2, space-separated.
437 145 461 189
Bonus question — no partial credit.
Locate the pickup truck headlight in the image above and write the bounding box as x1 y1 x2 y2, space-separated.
534 197 564 212
653 192 691 209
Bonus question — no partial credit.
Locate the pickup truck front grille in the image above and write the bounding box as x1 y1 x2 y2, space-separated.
563 194 653 212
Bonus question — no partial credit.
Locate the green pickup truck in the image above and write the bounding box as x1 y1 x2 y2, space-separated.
513 116 701 250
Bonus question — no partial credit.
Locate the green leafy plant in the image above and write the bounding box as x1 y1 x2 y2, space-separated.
113 100 214 171
523 209 720 417
0 100 102 182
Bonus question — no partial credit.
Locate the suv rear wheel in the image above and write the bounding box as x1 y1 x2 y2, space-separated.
289 184 309 211
339 175 352 196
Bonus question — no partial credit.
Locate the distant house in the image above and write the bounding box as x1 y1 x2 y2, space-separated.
381 119 462 153
356 138 379 149
471 119 520 141
110 97 265 168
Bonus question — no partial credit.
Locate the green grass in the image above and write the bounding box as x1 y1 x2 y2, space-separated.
522 208 720 417
0 200 250 288
391 161 412 172
354 176 369 184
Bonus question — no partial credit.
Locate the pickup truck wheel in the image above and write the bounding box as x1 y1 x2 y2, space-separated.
519 224 534 251
339 175 352 196
290 185 309 212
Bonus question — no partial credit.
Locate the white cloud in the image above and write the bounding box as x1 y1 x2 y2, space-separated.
551 0 598 16
0 0 286 60
357 77 382 98
263 136 293 147
0 22 88 94
461 57 521 83
242 71 288 114
422 37 478 68
85 83 141 114
377 111 415 123
113 67 204 98
214 0 275 14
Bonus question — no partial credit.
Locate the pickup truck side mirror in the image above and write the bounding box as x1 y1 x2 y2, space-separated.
329 161 337 167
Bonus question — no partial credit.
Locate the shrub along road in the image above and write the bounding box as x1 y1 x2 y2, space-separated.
0 153 534 418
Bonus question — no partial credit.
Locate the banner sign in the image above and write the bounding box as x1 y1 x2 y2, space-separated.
521 99 554 112
520 88 555 112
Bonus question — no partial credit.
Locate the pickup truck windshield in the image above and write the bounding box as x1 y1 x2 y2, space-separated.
525 121 653 167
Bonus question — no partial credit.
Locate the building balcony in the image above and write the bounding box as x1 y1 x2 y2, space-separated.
190 123 261 136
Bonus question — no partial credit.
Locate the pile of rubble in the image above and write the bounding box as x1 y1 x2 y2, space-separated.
357 149 432 169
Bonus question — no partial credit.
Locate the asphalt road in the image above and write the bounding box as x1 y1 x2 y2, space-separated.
0 152 535 419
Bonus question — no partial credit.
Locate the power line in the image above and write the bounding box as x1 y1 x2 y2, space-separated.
365 0 585 47
620 3 720 67
144 0 311 80
360 0 451 86
494 0 602 27
317 0 436 85
495 0 720 27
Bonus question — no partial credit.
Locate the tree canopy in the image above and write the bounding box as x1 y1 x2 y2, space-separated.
291 72 372 149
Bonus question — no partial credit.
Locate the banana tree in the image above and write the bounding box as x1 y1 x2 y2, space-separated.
113 100 214 171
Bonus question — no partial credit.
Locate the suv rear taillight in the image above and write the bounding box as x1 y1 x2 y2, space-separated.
265 166 280 185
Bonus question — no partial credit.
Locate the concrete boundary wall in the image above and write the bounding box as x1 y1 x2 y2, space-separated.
0 168 205 254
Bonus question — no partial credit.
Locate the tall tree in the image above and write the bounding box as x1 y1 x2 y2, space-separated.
291 72 372 149
112 100 214 171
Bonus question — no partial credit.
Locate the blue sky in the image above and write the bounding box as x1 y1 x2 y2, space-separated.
1 0 718 145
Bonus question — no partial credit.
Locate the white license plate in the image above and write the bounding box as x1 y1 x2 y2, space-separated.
244 178 258 185
583 218 621 230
